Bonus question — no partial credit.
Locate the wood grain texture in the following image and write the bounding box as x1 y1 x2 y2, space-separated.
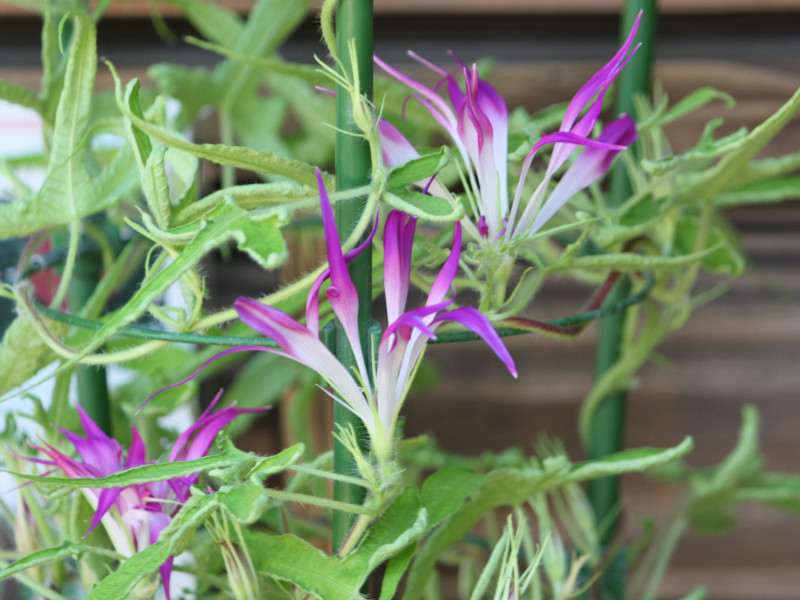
3 0 800 17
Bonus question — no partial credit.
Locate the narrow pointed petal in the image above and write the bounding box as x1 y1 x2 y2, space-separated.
382 300 450 350
374 54 460 137
235 297 371 420
315 168 369 384
125 428 146 470
306 211 379 337
511 131 627 238
86 487 124 536
428 221 462 306
528 114 637 235
384 210 417 325
379 119 421 168
551 13 640 170
432 307 517 377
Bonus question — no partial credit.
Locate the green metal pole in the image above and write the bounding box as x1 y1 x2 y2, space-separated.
332 0 374 552
588 0 657 545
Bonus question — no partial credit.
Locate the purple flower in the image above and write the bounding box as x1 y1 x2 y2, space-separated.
374 14 641 243
31 394 261 599
233 169 516 462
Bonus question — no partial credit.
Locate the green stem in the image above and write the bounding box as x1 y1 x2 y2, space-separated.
264 488 375 516
49 221 79 310
332 0 374 553
588 0 658 553
34 270 654 347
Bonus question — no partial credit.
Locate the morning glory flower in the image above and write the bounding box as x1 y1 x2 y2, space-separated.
30 394 260 599
374 13 641 244
232 169 516 463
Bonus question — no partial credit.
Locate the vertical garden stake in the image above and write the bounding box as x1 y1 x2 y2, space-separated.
589 0 658 552
332 0 374 552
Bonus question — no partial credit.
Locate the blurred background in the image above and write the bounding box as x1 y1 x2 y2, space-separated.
0 1 799 598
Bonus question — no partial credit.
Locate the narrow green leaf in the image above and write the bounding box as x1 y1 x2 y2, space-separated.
158 0 244 47
15 200 286 388
147 63 219 125
0 14 100 237
379 543 417 600
420 468 485 527
387 147 449 190
9 444 253 489
678 587 708 600
551 246 719 273
213 0 312 111
673 85 800 206
0 314 65 396
697 406 761 500
674 218 744 276
175 181 313 225
115 78 322 188
245 443 306 481
0 541 87 582
383 190 462 222
644 87 734 128
716 175 800 207
347 487 428 573
244 530 365 600
566 437 694 483
0 79 44 113
86 493 219 600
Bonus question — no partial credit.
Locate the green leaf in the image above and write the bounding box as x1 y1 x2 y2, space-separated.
0 314 65 396
86 493 219 600
674 217 744 276
566 437 694 483
695 406 761 501
384 190 462 222
158 0 244 47
672 85 800 207
380 543 417 600
175 181 313 225
716 175 800 207
147 63 219 125
115 77 322 188
9 443 254 489
0 541 88 582
678 587 708 600
245 443 305 482
244 530 365 600
644 87 735 128
22 200 286 385
213 0 312 111
551 246 720 273
387 147 449 190
420 468 485 527
0 79 44 113
347 487 428 573
642 122 748 177
0 14 96 237
403 440 692 600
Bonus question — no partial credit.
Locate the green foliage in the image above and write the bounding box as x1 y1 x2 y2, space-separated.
0 3 797 600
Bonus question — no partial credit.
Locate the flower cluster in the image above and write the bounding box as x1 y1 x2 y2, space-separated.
374 14 641 245
31 394 260 599
233 169 516 464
